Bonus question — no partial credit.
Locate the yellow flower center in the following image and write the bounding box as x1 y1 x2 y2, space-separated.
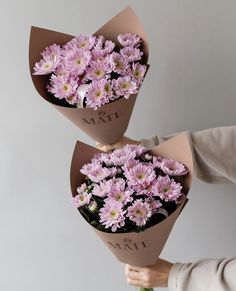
110 210 118 218
115 61 122 69
135 209 144 217
63 84 71 92
134 70 141 78
79 40 89 48
75 57 84 66
163 187 170 193
96 91 102 98
122 82 130 89
104 83 110 92
95 70 104 78
44 63 51 69
137 173 144 179
116 193 122 201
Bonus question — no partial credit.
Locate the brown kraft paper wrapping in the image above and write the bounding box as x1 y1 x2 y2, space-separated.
29 6 149 144
70 133 193 267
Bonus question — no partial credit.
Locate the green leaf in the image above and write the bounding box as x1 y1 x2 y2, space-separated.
96 224 107 232
91 220 98 227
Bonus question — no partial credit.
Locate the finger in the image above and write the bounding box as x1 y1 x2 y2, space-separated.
96 145 110 152
95 143 103 149
126 266 140 278
127 278 151 289
126 266 144 281
127 264 143 273
126 271 141 281
127 277 143 287
125 264 130 276
104 143 119 151
108 143 120 150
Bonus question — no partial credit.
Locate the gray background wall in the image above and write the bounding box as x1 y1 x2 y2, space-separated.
1 1 236 290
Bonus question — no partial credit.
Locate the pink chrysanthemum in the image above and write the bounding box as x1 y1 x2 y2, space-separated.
122 158 139 173
80 161 111 183
120 47 143 62
74 34 97 50
85 79 110 110
117 33 141 47
76 183 87 194
110 52 129 75
124 163 156 192
73 183 91 208
91 152 112 166
34 44 62 75
53 63 70 77
47 74 78 99
109 147 136 166
99 199 126 232
93 35 115 56
106 178 134 205
127 199 152 226
90 54 112 70
64 48 91 75
103 79 113 99
76 183 87 193
160 159 188 176
33 58 56 75
73 193 91 208
131 63 147 84
63 35 96 51
92 180 112 198
86 62 111 81
41 44 62 62
66 92 81 105
152 156 163 169
108 167 119 177
152 175 183 202
122 144 146 157
113 76 138 99
145 197 162 214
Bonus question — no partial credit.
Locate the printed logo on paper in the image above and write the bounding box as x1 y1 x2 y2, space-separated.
107 238 151 251
82 110 121 126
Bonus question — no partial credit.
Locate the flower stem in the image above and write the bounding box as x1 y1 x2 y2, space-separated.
140 288 154 291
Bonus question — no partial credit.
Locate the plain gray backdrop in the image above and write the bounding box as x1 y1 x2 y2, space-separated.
1 1 236 290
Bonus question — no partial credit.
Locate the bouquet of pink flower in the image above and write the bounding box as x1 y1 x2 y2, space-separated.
70 133 193 291
29 7 149 144
33 32 147 110
73 143 187 233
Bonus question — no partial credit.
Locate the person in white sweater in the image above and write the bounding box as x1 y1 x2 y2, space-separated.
97 125 236 291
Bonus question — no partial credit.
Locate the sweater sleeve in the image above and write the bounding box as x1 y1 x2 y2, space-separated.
141 126 236 290
141 125 236 184
168 258 236 291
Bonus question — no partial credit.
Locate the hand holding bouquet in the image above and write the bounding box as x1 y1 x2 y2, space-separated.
70 133 193 291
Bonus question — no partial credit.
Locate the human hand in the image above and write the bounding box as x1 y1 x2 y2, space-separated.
125 258 173 288
96 136 141 152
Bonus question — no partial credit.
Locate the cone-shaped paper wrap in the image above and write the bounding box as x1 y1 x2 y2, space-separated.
29 6 149 144
70 133 193 267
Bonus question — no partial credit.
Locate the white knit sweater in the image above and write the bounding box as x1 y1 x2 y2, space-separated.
141 125 236 291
